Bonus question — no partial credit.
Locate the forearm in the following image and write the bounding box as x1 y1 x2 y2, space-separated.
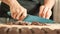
2 0 22 8
2 0 17 6
44 0 55 9
2 0 12 5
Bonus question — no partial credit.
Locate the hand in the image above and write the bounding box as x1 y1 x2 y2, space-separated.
10 1 27 20
39 5 52 19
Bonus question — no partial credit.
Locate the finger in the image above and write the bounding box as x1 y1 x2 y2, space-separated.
16 11 23 20
19 14 25 20
23 9 27 17
11 10 18 19
42 7 48 18
13 12 18 19
10 7 17 19
18 9 27 20
39 6 45 17
19 11 27 20
14 9 20 19
45 9 52 19
45 11 50 19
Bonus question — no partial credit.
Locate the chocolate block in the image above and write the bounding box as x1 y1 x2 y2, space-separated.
20 28 32 34
31 28 45 34
41 28 57 34
0 27 9 34
8 27 19 34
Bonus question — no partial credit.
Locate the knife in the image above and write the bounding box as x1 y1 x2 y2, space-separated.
7 12 54 23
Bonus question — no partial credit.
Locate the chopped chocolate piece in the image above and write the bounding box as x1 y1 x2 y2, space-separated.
20 23 29 25
0 27 9 34
31 22 46 26
14 21 29 25
14 21 23 25
6 21 47 26
7 22 14 25
41 28 57 34
54 29 60 34
8 27 19 34
31 28 45 34
20 28 32 34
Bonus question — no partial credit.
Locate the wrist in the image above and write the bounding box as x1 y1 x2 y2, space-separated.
45 5 52 9
41 5 52 9
8 0 17 6
9 0 22 7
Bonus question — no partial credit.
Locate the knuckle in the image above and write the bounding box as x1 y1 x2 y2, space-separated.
24 8 27 11
40 5 44 8
23 15 27 18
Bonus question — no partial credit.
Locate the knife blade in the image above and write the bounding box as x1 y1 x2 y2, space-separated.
23 15 54 23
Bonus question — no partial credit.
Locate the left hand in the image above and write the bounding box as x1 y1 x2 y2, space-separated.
39 5 52 19
9 0 27 20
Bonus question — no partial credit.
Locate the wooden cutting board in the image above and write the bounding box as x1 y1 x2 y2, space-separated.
0 24 60 30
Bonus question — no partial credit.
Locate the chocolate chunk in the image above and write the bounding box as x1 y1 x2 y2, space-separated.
31 22 46 26
14 21 29 25
54 29 60 34
20 28 32 34
31 28 45 34
20 23 29 25
14 22 22 25
6 21 47 25
0 27 9 34
8 27 19 34
41 28 57 34
7 22 14 25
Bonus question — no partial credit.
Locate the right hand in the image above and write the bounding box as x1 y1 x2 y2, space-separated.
39 5 52 19
10 0 27 20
